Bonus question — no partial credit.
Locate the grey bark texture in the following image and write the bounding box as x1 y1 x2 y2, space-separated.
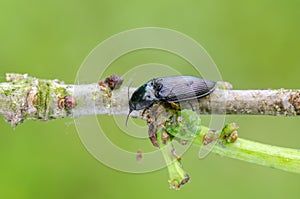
1 73 300 126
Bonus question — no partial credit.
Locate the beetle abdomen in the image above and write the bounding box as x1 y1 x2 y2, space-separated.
153 76 216 102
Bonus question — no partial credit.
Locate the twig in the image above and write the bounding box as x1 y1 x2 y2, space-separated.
1 73 300 126
148 108 299 189
194 126 300 174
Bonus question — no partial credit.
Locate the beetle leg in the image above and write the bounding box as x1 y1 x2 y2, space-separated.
187 101 194 111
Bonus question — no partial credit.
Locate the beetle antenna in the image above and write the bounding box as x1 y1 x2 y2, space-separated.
126 81 133 127
125 109 133 127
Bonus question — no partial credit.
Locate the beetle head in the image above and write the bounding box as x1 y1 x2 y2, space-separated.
126 83 157 126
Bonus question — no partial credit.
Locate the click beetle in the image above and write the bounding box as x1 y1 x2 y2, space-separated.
126 76 216 125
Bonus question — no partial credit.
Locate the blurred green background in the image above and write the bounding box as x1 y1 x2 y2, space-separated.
0 0 300 198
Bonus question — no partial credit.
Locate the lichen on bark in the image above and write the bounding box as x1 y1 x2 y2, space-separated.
0 73 74 126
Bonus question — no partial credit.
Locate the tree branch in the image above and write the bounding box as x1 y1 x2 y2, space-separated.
1 73 300 127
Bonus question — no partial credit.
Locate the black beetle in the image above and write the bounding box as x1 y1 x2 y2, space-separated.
126 76 216 125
